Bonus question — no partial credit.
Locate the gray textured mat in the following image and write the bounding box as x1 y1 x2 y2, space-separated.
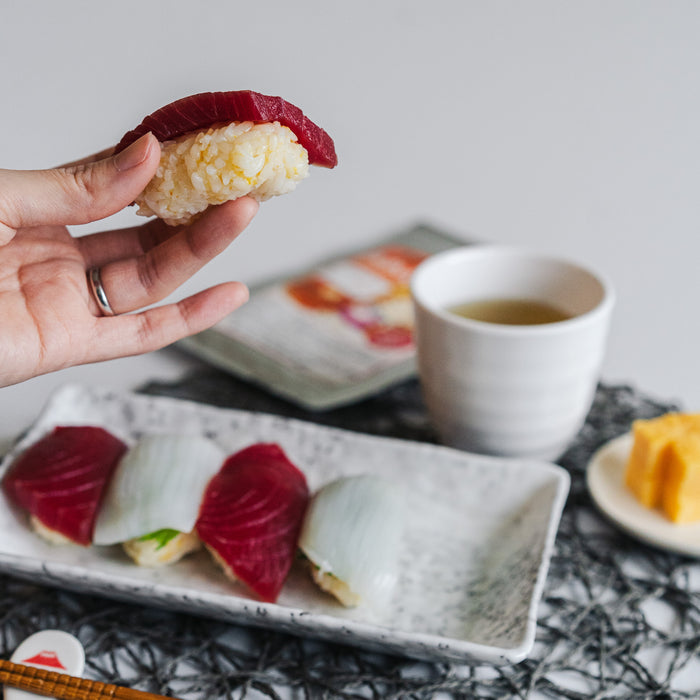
0 375 695 699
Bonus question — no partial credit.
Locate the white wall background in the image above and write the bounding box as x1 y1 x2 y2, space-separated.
1 0 698 435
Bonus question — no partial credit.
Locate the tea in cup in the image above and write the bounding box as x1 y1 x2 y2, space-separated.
410 245 615 460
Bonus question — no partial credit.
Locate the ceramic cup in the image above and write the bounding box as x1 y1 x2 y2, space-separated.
410 245 615 460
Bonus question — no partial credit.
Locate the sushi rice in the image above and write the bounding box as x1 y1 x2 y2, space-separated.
135 121 310 225
123 529 201 567
30 515 78 546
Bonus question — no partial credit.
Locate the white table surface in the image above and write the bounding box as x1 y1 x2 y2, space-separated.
0 1 698 438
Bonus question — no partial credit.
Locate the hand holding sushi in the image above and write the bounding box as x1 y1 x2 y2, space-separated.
0 133 257 387
0 89 336 388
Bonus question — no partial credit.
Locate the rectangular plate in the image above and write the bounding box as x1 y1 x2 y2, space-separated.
0 384 569 664
178 223 461 410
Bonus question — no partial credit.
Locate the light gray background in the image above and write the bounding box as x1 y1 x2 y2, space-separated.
0 0 698 442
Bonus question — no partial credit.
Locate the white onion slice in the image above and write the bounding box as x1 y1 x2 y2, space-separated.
93 434 224 545
298 474 404 607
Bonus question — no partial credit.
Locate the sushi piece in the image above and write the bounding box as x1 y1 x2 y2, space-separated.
115 90 338 225
195 443 309 603
299 474 404 608
2 426 127 546
93 434 224 568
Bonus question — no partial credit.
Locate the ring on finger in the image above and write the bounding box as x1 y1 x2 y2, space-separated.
87 267 116 317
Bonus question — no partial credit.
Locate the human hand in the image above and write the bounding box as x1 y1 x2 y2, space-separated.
0 133 258 387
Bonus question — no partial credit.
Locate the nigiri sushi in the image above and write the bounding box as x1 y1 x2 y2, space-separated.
195 443 309 603
299 474 404 608
115 90 338 225
2 426 127 546
93 434 225 567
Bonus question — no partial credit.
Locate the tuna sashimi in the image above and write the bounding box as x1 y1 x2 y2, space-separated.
115 90 337 168
196 443 309 603
2 426 127 546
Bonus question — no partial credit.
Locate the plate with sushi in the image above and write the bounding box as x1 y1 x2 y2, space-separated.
0 383 569 665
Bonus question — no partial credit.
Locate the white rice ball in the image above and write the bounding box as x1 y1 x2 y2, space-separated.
135 121 310 226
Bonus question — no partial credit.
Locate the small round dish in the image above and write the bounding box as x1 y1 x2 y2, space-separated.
587 433 700 557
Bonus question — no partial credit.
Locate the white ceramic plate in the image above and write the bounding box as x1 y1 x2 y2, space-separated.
587 433 700 557
0 384 569 665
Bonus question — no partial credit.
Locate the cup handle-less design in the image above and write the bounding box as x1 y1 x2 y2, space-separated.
410 245 615 460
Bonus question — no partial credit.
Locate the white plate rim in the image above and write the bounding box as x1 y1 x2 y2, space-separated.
586 432 700 557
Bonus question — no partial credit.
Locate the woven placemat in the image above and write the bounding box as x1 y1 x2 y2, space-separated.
0 371 697 699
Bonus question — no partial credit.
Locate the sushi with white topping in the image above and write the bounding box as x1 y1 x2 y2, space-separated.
92 434 225 566
299 474 404 608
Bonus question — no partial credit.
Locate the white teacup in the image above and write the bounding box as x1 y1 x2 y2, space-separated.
410 245 615 460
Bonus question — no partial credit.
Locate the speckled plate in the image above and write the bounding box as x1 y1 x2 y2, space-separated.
0 384 569 664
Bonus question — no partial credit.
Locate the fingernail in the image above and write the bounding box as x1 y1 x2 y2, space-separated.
113 132 154 172
0 224 15 246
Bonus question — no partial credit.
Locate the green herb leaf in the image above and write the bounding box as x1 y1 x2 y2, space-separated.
137 529 180 551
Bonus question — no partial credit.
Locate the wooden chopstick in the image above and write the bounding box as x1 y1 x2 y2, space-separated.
0 658 179 700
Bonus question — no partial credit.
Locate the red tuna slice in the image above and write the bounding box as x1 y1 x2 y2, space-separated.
2 426 127 546
196 443 309 603
115 90 338 168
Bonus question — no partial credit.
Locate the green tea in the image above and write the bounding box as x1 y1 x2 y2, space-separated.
448 298 572 325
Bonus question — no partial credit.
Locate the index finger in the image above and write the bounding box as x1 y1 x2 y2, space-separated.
84 196 258 316
77 215 183 269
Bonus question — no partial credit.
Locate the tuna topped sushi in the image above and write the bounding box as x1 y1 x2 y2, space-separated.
115 90 338 225
196 443 310 603
2 426 127 546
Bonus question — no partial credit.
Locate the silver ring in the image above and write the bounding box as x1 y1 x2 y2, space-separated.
87 267 116 316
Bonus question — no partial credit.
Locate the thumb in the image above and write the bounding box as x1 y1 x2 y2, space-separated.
0 132 159 244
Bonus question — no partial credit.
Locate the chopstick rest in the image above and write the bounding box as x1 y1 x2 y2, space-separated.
1 630 176 700
0 658 176 699
6 630 85 700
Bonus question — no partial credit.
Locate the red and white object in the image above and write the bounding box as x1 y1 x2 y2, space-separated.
6 630 85 700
